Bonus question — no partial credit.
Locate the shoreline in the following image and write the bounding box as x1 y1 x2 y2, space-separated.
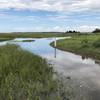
51 35 100 61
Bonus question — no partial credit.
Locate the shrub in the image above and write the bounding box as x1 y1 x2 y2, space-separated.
93 28 100 33
93 39 100 48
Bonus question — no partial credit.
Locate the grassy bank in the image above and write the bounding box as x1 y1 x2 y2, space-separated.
0 44 73 100
52 35 100 60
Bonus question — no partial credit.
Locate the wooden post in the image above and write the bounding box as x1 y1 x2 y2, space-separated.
54 37 57 48
54 37 57 58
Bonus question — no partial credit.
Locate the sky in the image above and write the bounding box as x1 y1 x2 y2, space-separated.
0 0 100 32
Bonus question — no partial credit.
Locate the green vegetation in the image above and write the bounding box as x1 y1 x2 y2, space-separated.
22 40 35 42
0 38 13 42
93 39 100 48
92 28 100 33
65 30 80 34
0 32 67 38
0 32 99 40
0 44 72 100
51 35 100 60
14 40 35 42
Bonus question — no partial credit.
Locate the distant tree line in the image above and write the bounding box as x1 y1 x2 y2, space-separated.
65 30 80 33
93 28 100 33
65 28 100 34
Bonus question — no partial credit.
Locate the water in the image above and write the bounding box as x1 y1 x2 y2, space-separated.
0 37 100 99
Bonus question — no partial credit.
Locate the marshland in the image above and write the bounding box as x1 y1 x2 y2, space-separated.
0 0 100 99
0 32 100 100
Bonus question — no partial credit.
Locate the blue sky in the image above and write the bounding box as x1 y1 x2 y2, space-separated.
0 0 100 32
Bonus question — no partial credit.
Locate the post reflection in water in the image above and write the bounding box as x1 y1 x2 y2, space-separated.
54 47 57 58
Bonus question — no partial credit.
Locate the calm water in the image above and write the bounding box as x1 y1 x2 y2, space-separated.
0 37 100 99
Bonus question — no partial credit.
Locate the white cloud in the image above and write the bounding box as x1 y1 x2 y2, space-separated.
72 25 100 32
70 0 100 11
0 0 100 32
0 0 100 12
12 25 100 32
31 26 67 32
0 24 100 32
0 25 67 32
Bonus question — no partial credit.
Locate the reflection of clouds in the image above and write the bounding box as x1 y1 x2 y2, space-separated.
0 41 7 46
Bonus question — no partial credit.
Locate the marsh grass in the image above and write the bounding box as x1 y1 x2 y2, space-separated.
0 38 13 42
0 32 66 38
0 44 71 100
51 35 100 60
0 44 75 100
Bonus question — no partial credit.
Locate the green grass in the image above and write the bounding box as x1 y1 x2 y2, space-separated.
0 44 73 100
0 32 67 38
51 34 100 60
0 38 13 42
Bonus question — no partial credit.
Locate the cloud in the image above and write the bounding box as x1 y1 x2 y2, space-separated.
70 0 100 11
72 25 100 32
11 26 67 32
0 0 100 32
0 0 100 12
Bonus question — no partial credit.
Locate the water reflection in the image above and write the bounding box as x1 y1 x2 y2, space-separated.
95 60 100 65
81 55 100 65
54 47 57 58
82 55 89 60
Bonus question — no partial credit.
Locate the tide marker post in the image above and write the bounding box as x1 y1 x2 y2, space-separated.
54 37 57 58
54 37 57 48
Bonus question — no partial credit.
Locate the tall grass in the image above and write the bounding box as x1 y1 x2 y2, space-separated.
0 44 69 100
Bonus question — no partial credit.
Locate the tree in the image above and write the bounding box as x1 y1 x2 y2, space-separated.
65 30 80 33
93 28 100 33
